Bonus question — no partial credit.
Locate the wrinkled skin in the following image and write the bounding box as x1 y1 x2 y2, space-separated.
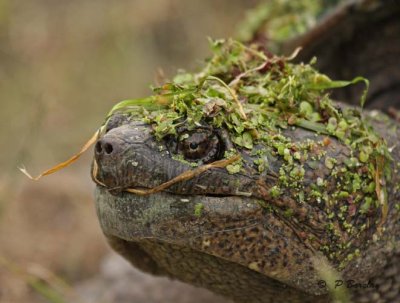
93 108 400 303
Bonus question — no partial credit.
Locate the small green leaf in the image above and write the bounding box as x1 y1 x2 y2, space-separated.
307 76 369 108
299 101 313 116
242 132 254 149
295 119 328 134
107 97 166 117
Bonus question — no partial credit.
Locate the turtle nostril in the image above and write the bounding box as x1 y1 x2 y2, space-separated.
95 140 114 155
95 141 103 154
104 142 114 154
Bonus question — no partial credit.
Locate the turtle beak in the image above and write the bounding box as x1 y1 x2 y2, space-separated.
92 122 153 191
93 131 130 191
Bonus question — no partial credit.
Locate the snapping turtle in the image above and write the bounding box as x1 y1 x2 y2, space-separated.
92 1 400 303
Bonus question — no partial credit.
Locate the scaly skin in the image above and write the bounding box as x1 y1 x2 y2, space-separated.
93 109 400 303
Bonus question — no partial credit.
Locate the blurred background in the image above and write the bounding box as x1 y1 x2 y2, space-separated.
0 1 260 302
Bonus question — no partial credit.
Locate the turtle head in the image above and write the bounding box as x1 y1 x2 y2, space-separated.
93 114 333 297
93 113 384 299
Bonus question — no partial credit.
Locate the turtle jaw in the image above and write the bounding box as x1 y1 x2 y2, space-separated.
94 185 331 297
94 185 262 244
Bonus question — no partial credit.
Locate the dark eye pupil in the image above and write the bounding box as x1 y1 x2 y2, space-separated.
189 142 199 150
175 130 221 164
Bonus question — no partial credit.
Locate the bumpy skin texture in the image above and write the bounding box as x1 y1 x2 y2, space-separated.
93 109 400 303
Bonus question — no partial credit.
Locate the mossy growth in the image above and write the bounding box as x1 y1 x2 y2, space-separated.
105 38 393 262
108 39 372 149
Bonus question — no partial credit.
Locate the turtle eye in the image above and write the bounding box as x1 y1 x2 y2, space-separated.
177 129 221 163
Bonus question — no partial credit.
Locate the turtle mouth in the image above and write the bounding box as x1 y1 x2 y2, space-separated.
92 173 252 198
92 147 251 198
125 186 245 198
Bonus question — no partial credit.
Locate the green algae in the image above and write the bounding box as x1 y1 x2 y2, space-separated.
269 186 281 198
224 149 243 174
194 203 204 217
